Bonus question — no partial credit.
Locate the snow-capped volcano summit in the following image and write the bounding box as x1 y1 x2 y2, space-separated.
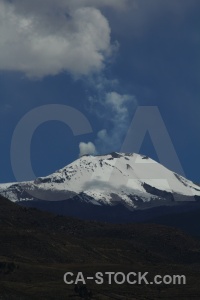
0 152 200 212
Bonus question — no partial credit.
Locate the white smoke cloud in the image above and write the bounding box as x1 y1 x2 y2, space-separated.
105 92 134 121
0 0 129 78
79 142 97 157
96 92 137 153
79 92 137 155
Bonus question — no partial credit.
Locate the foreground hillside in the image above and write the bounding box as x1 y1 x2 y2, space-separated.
1 195 200 299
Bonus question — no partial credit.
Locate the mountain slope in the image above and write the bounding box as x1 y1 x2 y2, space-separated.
0 153 200 212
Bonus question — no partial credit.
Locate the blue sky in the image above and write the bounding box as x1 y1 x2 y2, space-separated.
0 0 200 183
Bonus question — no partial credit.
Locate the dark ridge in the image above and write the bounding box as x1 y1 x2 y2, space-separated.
142 155 149 159
174 173 188 187
94 152 123 158
142 182 174 200
109 152 123 158
126 164 132 170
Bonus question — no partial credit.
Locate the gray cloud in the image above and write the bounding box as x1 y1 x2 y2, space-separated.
0 0 129 78
1 0 195 78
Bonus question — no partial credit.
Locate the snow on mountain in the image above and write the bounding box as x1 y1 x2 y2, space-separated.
0 152 200 209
